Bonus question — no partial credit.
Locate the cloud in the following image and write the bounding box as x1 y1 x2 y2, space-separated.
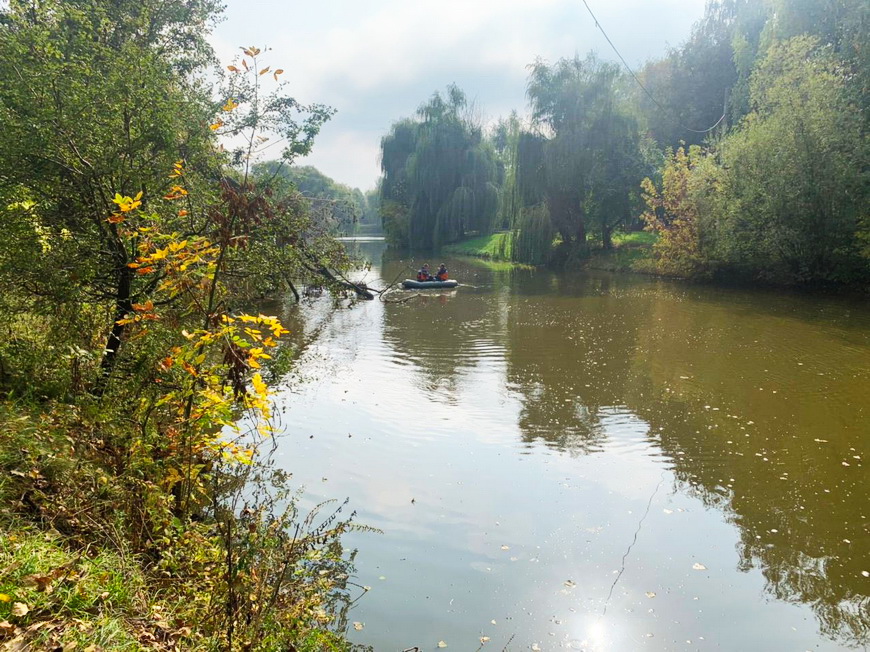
213 0 707 189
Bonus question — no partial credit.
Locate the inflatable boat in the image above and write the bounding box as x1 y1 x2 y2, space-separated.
401 279 459 290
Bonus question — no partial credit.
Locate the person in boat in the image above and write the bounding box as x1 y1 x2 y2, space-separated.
435 263 448 281
416 263 432 281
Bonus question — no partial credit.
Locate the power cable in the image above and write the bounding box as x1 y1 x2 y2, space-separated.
580 0 726 134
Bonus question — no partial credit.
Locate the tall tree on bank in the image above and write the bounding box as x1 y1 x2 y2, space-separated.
512 55 644 259
379 85 501 249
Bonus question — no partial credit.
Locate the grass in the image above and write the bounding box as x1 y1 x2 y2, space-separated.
610 231 657 247
442 232 513 261
585 231 658 273
0 528 147 649
438 230 657 273
0 403 361 651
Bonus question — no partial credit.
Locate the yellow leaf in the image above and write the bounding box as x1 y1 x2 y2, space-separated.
227 65 239 72
259 66 270 76
0 593 10 602
209 120 224 131
251 373 268 398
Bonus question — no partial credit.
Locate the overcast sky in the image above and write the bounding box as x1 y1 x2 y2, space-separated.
212 0 708 191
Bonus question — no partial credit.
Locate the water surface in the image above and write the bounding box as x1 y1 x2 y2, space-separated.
264 241 869 651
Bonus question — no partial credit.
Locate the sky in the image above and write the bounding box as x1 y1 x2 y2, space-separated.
212 0 708 191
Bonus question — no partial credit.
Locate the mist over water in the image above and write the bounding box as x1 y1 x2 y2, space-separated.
262 240 870 650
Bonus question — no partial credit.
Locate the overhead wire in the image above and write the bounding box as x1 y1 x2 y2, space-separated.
580 0 727 134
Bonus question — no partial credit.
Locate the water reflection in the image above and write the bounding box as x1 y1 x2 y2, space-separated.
272 240 869 649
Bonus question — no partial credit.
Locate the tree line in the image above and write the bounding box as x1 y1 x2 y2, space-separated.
378 0 869 286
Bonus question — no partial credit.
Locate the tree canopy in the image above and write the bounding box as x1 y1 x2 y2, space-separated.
379 85 502 249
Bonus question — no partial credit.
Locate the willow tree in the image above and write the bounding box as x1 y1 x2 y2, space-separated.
379 85 501 249
513 54 645 258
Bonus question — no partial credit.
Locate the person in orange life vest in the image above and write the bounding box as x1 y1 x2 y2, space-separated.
416 263 432 281
435 263 448 281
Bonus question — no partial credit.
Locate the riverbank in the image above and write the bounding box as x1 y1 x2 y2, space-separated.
441 232 513 261
0 400 358 650
584 232 658 273
441 230 658 273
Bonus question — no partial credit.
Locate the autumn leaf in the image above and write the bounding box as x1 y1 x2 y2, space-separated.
227 65 239 72
352 622 364 631
23 573 53 593
11 602 29 617
259 66 270 76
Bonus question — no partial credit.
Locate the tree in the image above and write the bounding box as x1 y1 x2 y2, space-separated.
253 163 367 234
0 0 221 387
0 0 338 389
714 36 869 283
641 145 716 277
379 86 501 249
517 54 645 257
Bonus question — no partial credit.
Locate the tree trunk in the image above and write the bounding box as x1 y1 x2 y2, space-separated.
94 265 133 395
602 225 613 250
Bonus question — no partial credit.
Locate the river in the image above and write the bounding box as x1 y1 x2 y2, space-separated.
258 240 869 651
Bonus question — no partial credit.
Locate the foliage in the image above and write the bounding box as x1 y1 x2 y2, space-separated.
643 36 869 285
641 146 714 278
512 204 556 266
379 86 502 249
634 0 869 287
713 36 868 283
516 54 646 257
0 0 224 387
0 0 366 647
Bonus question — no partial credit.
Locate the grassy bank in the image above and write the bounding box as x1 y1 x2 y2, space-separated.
442 230 657 274
442 232 513 261
585 231 657 273
0 401 361 651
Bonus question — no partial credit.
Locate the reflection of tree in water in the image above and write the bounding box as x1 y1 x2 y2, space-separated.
628 295 870 648
642 402 869 647
381 292 505 400
503 273 649 455
376 253 516 398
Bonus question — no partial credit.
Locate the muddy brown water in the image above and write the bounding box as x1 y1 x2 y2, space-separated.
256 240 869 651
